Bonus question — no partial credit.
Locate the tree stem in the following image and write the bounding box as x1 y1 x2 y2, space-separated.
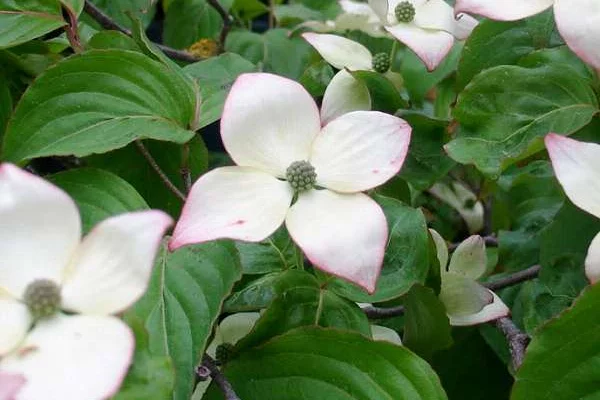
196 355 241 400
135 140 187 202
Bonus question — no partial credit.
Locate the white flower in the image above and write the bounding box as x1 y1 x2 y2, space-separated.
302 33 404 125
545 134 600 284
429 181 484 234
0 164 172 400
170 72 412 293
369 0 478 70
455 0 600 70
430 230 509 326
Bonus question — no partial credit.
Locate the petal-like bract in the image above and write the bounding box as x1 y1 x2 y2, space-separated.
0 297 30 356
371 325 402 345
429 229 449 271
61 211 172 315
0 315 133 400
448 235 487 280
320 70 371 126
554 0 600 70
415 0 458 34
0 372 26 400
454 0 553 21
439 274 493 316
170 167 293 249
302 33 373 71
221 73 319 177
385 24 455 71
310 111 411 193
448 291 509 326
285 190 387 293
545 134 600 220
584 232 600 284
0 164 81 298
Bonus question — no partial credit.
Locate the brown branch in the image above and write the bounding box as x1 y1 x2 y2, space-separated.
196 354 241 400
363 305 404 319
135 140 187 202
484 265 541 292
206 0 234 52
494 317 530 370
83 0 201 63
62 5 83 53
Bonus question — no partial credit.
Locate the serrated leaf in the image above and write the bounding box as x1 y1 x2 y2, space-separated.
48 167 148 233
127 240 242 400
2 49 197 163
325 195 430 302
184 53 256 129
512 283 600 400
204 327 447 400
446 64 599 176
224 270 319 313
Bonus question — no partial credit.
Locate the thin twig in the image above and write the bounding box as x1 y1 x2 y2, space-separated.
62 5 83 52
494 317 530 370
196 354 241 400
206 0 234 52
484 265 541 292
135 140 187 202
180 143 192 193
83 0 201 63
449 235 498 251
363 305 404 319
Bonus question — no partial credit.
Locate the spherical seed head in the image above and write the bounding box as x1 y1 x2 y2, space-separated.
215 343 235 365
372 53 391 73
395 1 416 23
23 279 61 319
286 160 317 192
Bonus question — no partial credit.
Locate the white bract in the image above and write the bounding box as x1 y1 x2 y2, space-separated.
302 33 403 125
430 230 509 326
429 181 484 234
170 72 412 293
369 0 478 70
0 164 172 400
545 134 600 284
455 0 600 70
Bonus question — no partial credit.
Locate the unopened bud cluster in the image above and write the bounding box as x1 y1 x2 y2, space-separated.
395 1 416 23
23 279 61 319
215 343 235 365
286 160 317 192
372 53 391 73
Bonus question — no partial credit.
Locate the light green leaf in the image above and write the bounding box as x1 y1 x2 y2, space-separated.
126 240 242 400
0 0 65 49
48 168 148 233
204 327 447 400
512 283 600 400
184 53 256 129
446 64 599 176
2 49 197 163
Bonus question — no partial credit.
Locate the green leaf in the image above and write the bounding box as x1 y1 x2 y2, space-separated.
512 283 600 400
205 327 447 400
114 315 175 400
48 168 148 233
127 240 242 400
299 60 334 98
88 30 141 51
234 227 298 275
397 112 455 191
90 0 156 29
2 50 197 163
403 285 452 359
326 195 430 302
85 136 208 218
183 53 256 129
224 270 319 313
350 69 407 113
0 73 11 140
0 1 65 49
231 0 267 21
235 287 371 351
273 4 322 25
445 64 599 176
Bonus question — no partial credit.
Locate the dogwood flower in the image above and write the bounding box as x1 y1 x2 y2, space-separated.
455 0 600 70
0 164 172 400
430 230 509 325
302 33 403 124
545 134 600 284
368 0 478 70
170 73 412 293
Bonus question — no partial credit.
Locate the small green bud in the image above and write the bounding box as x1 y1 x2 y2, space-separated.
286 160 317 192
395 1 416 23
372 53 391 73
215 343 235 365
23 279 61 319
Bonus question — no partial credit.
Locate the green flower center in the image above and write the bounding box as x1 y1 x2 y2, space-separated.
286 161 317 192
372 53 391 73
395 1 416 23
23 279 61 319
215 342 235 365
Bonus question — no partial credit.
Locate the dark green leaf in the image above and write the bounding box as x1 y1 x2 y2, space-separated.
350 69 407 113
91 0 156 29
299 60 334 98
0 1 65 49
234 227 298 275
